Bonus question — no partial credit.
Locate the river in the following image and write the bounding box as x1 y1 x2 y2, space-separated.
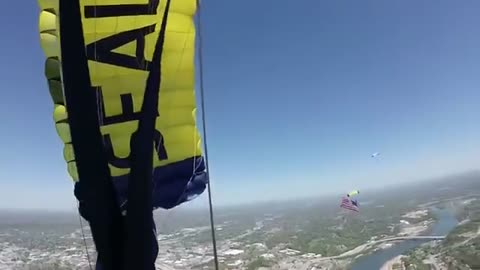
349 208 458 270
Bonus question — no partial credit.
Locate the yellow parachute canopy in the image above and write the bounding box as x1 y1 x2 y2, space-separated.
347 190 360 197
38 0 207 209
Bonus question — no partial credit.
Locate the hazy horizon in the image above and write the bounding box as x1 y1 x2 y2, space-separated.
1 169 478 213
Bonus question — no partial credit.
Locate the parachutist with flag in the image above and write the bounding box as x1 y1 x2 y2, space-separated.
341 190 360 212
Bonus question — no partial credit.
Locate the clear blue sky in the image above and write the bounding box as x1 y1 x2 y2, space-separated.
0 0 479 210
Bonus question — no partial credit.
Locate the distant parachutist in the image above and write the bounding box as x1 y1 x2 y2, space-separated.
340 190 360 212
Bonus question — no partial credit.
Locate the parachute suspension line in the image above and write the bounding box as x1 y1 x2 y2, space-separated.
59 0 124 269
196 1 219 269
77 202 93 270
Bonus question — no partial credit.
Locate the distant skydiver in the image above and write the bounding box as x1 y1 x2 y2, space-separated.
351 199 359 207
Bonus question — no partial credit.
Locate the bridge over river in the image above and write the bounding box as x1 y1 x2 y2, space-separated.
314 235 446 262
375 235 445 242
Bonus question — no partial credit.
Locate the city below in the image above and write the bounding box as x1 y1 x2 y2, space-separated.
0 172 479 270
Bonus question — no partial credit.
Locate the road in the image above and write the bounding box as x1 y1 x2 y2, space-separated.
156 262 177 270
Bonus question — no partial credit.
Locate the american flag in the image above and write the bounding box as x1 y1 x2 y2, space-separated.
340 197 359 212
